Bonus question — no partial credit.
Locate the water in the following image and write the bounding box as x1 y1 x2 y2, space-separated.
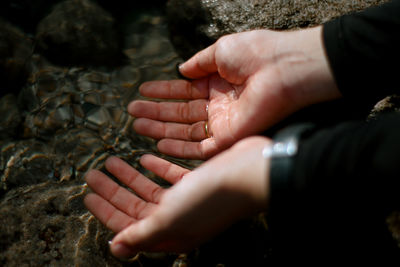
0 3 270 266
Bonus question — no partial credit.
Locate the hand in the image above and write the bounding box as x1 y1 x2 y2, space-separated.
84 136 271 259
128 26 340 159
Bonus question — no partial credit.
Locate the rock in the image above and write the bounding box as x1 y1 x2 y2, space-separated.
17 66 139 140
0 18 33 96
167 0 389 59
166 0 215 60
0 183 120 266
95 0 168 17
36 0 121 67
0 1 62 33
368 95 400 120
0 7 191 265
387 211 400 248
0 94 22 139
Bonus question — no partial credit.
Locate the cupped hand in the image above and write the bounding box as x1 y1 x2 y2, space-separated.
84 136 271 259
129 26 340 160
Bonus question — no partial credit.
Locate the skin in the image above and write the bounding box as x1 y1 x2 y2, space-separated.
85 137 271 258
128 26 340 160
84 26 341 258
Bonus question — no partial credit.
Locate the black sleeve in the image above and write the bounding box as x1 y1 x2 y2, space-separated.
268 3 400 262
293 113 400 211
268 113 400 262
323 0 400 103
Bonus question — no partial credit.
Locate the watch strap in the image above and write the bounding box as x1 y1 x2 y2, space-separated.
263 123 315 205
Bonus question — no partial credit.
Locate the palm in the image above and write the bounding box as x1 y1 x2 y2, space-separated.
127 77 251 159
84 137 271 258
129 72 285 159
128 28 340 160
84 155 190 234
204 76 249 152
128 30 293 160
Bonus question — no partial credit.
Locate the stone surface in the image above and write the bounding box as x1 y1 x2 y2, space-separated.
0 94 21 139
0 1 62 33
0 6 188 266
388 211 400 248
368 95 400 120
0 5 272 266
0 4 274 264
0 183 119 266
36 0 121 67
0 18 33 96
167 0 389 59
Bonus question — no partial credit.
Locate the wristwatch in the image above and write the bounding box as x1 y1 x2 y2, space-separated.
263 123 315 205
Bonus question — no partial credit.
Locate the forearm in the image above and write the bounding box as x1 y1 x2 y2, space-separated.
272 26 341 109
293 114 400 209
266 113 400 261
323 0 400 102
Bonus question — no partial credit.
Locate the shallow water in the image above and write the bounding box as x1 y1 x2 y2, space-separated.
0 4 271 266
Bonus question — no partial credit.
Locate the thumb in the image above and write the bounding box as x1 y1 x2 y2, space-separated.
179 43 218 79
110 217 164 259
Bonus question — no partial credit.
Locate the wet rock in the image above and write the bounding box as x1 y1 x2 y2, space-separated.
0 183 119 266
0 18 33 96
18 67 134 139
0 7 189 265
0 140 54 193
0 1 62 33
1 5 275 266
36 0 121 67
0 94 22 139
368 95 400 120
387 211 400 247
166 0 214 60
167 0 389 59
95 0 168 17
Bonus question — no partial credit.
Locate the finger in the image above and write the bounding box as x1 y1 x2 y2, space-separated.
179 43 218 79
105 157 165 203
133 118 208 141
84 193 136 233
139 79 209 99
86 169 156 219
110 216 167 258
128 99 208 123
140 154 190 184
157 138 220 160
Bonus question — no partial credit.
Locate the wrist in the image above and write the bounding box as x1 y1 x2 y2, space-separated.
264 123 315 210
223 136 272 212
305 26 341 103
275 26 341 109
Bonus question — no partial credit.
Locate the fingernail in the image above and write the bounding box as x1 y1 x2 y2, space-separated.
112 242 135 259
108 240 112 246
176 62 186 79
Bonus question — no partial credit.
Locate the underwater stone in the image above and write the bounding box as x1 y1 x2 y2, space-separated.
0 94 21 139
36 0 121 67
0 18 33 96
0 183 117 266
86 107 112 129
0 4 282 266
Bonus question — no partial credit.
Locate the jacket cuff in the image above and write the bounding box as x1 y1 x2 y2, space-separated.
264 124 315 209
